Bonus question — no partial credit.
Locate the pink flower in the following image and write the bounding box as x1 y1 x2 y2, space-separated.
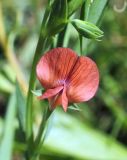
36 48 99 112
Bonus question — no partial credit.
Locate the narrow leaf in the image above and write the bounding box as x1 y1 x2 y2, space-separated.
16 82 26 134
43 110 127 160
68 104 81 111
31 89 43 97
0 93 16 160
0 73 14 93
46 0 68 36
87 0 108 24
68 0 85 16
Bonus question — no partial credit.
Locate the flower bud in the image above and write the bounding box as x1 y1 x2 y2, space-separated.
71 19 104 40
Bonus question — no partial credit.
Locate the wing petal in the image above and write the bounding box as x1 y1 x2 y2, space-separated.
38 86 63 100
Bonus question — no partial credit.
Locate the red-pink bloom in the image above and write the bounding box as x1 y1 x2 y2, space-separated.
36 48 99 112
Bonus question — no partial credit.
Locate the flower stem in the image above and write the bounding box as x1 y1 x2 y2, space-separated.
25 36 48 160
26 35 47 141
27 106 52 160
25 0 52 142
34 106 52 153
35 107 52 146
56 25 67 47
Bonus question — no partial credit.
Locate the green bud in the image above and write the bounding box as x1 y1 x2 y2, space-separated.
71 19 104 41
46 0 68 36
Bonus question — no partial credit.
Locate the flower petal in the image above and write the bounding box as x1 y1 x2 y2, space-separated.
62 85 68 112
48 93 62 110
48 86 68 112
36 48 78 89
38 86 63 100
67 57 99 102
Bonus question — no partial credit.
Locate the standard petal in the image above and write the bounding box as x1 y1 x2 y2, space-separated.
67 57 99 102
38 86 63 100
36 48 78 89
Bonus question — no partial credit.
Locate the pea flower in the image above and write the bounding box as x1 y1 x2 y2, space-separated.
36 48 99 112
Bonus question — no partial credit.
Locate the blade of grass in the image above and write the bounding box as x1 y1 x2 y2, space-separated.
43 110 127 160
79 2 85 55
0 92 16 160
83 0 108 53
0 73 14 93
16 81 26 142
87 0 109 25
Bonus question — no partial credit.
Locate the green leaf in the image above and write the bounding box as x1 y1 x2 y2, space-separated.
83 0 108 53
16 82 26 134
87 0 108 24
99 89 127 128
0 93 16 160
0 62 15 83
43 110 127 160
46 0 68 36
68 104 81 111
68 0 85 16
0 73 14 93
31 89 43 97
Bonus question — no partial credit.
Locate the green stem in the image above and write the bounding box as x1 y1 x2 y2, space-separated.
26 35 47 141
28 106 52 160
56 25 67 47
35 106 52 145
79 36 83 55
25 36 48 160
25 0 52 142
79 2 85 55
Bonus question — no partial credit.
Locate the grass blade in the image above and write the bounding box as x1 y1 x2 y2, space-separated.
43 110 127 160
87 0 109 24
0 93 16 160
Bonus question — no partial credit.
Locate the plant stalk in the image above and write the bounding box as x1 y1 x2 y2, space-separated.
26 35 47 141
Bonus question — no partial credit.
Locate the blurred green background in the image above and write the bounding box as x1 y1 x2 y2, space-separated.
0 0 127 160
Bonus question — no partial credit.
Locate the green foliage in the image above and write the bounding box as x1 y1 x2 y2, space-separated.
0 93 16 160
0 74 14 93
16 82 26 134
68 0 85 16
45 0 68 36
86 0 109 24
0 62 14 93
43 110 127 160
